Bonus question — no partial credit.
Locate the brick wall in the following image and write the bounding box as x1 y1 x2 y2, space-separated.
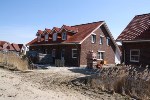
80 25 115 66
29 44 81 66
29 25 116 67
123 42 150 65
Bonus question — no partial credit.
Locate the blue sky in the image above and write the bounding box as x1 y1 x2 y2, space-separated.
0 0 150 44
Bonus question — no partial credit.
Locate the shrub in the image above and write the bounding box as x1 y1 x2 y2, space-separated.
90 65 150 99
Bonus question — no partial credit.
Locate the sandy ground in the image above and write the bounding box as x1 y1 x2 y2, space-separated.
0 67 129 100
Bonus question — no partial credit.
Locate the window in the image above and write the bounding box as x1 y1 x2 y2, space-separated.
107 37 110 46
62 32 67 40
100 35 104 44
52 49 56 57
130 49 140 62
53 33 57 41
97 51 105 60
91 34 96 43
72 49 77 58
100 37 103 44
45 34 48 41
37 35 41 42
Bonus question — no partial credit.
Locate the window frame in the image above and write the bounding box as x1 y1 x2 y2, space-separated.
45 34 49 41
97 51 105 60
100 35 104 44
72 49 77 58
106 37 110 46
37 35 41 42
91 34 96 43
62 32 67 40
130 49 140 62
53 33 57 41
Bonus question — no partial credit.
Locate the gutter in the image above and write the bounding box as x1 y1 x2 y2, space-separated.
28 42 80 46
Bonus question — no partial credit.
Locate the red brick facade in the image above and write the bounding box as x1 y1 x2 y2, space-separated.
117 13 150 65
80 25 115 66
122 42 150 65
28 21 117 67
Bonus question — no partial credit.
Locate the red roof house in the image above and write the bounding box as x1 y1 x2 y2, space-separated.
0 41 8 49
117 13 150 65
0 41 24 52
11 43 21 52
0 41 14 50
27 21 121 66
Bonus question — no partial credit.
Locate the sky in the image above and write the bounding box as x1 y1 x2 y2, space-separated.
0 0 150 44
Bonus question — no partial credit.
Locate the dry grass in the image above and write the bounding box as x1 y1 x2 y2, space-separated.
0 51 29 71
90 65 150 99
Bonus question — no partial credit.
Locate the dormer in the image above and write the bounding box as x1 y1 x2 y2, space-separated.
44 28 51 42
59 25 78 41
59 25 78 33
53 33 57 41
50 27 60 42
36 30 43 42
62 32 67 40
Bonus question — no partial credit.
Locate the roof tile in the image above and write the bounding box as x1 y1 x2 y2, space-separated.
117 13 150 41
27 21 104 45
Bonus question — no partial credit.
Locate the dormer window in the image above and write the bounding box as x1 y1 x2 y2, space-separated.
45 34 48 41
37 35 41 42
53 33 57 41
62 32 67 40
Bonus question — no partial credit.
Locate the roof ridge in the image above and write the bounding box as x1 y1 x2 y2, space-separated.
135 13 150 17
71 21 104 27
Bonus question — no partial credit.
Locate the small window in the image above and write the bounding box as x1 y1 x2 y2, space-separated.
53 33 57 41
91 34 96 43
37 35 41 42
107 37 110 46
130 49 140 62
52 49 56 57
100 37 103 44
62 32 67 40
97 51 104 60
45 34 48 41
72 49 77 58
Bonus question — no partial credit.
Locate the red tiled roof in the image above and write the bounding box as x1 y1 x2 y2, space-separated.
117 13 150 41
53 27 60 32
0 41 23 51
0 41 8 46
61 25 78 33
6 43 15 51
45 28 51 33
27 21 104 45
64 21 103 43
36 30 43 36
11 43 21 52
43 28 51 35
26 38 37 45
